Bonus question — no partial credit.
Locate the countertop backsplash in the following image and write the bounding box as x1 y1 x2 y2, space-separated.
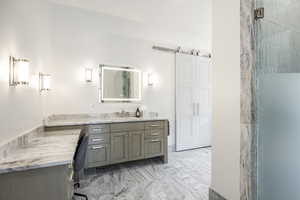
0 126 43 161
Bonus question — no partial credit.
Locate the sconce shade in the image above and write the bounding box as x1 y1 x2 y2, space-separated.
85 68 93 82
40 73 51 91
148 73 154 86
9 56 30 86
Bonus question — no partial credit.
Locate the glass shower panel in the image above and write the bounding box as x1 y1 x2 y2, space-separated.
257 0 300 30
259 74 300 200
256 0 300 199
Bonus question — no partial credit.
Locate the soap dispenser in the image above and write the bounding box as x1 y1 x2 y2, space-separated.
135 107 141 118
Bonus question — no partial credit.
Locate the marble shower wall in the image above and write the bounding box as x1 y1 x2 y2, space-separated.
241 0 256 200
241 0 300 199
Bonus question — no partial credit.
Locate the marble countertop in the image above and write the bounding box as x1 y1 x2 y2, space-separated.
0 129 81 174
44 116 169 127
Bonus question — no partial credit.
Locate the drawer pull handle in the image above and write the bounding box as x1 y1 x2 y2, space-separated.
93 128 103 131
92 146 105 150
150 125 160 127
151 133 160 136
92 138 104 142
151 139 160 142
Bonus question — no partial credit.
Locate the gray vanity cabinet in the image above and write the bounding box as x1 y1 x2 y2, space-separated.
0 164 73 200
144 121 165 158
128 131 144 161
86 125 110 168
86 144 110 168
84 120 168 168
145 137 164 158
110 132 129 164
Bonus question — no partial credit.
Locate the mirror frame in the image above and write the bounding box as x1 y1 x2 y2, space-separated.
100 65 142 102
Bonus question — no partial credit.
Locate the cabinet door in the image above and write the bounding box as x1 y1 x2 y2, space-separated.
86 144 110 168
192 57 212 148
145 137 164 158
110 132 129 164
175 53 195 151
129 131 144 161
176 54 212 151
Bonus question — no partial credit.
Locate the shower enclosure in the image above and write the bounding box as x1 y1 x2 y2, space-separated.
255 0 300 199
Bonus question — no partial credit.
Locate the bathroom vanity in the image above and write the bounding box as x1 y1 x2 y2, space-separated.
85 121 168 168
0 129 81 200
0 116 169 200
44 116 169 168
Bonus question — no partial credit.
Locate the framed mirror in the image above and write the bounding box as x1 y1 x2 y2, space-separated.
100 65 142 102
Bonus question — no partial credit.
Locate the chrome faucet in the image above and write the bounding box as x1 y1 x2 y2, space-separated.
116 109 129 117
120 109 126 116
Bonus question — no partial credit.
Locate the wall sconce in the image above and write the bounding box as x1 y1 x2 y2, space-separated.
148 73 154 86
85 68 93 82
39 73 51 91
9 56 30 86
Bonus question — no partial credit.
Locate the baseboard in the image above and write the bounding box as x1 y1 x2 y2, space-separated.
209 188 227 200
168 144 175 152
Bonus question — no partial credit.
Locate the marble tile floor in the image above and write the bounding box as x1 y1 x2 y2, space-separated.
77 148 211 200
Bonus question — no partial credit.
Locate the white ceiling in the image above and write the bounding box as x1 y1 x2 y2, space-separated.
49 0 212 50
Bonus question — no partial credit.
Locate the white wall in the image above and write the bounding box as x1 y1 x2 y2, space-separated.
0 0 52 145
211 0 240 199
49 0 212 51
44 3 179 145
0 0 211 148
44 2 211 147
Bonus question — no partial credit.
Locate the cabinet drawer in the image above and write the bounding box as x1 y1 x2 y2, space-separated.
89 134 110 145
145 129 163 139
87 125 110 134
111 122 144 132
144 138 164 158
86 144 110 168
145 121 164 130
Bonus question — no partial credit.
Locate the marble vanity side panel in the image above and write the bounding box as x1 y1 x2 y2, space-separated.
241 0 255 124
209 188 227 200
0 126 43 160
241 0 256 200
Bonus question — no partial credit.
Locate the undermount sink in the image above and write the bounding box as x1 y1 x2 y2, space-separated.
105 116 139 120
